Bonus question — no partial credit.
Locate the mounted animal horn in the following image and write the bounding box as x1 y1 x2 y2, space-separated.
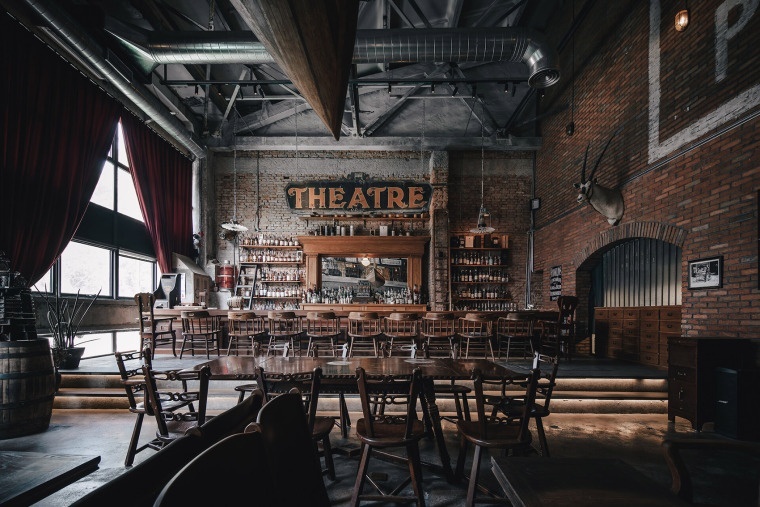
574 126 626 226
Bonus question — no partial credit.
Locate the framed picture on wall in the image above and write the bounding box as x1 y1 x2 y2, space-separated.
688 256 723 289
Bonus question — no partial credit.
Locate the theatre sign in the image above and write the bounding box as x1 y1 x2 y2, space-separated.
285 179 433 213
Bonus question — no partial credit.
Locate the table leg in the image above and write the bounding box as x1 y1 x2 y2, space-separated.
420 378 455 483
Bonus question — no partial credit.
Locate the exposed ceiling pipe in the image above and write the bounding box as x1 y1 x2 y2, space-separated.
109 27 560 89
21 0 206 160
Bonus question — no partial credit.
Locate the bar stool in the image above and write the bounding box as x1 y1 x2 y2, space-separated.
179 310 222 359
226 311 266 356
421 312 471 424
266 311 303 356
496 313 534 361
382 312 420 357
420 312 459 358
346 311 383 357
304 311 342 357
457 312 495 360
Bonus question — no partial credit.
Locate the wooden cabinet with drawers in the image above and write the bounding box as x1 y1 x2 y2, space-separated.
594 306 681 368
668 337 753 431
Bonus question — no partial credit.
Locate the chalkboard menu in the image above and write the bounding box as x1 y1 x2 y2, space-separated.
550 265 562 301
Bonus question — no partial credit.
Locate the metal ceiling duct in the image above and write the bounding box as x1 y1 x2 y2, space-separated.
111 27 560 89
20 0 206 159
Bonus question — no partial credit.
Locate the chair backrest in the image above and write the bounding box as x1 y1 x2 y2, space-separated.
347 311 382 336
154 432 276 506
556 295 579 329
181 311 221 333
459 312 494 335
355 366 423 440
532 352 560 410
114 349 152 411
305 311 341 336
134 292 155 333
267 310 302 336
497 315 533 337
142 365 211 439
227 311 264 335
251 390 331 507
70 432 209 507
472 367 539 443
188 388 265 442
384 312 419 334
256 366 322 433
421 312 457 337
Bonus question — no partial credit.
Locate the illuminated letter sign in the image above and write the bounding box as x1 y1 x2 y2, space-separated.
286 179 432 213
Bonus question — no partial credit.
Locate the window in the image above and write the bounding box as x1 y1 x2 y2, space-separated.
118 252 157 298
92 122 143 221
60 242 111 296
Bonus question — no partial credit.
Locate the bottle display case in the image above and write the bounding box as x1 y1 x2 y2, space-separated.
449 235 513 311
236 235 304 310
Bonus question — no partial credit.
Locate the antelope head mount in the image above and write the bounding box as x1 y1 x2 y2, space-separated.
574 129 625 226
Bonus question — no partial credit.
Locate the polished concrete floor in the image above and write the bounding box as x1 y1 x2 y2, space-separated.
1 407 757 506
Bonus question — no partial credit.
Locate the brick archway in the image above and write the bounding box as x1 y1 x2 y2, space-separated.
568 221 686 356
572 221 687 270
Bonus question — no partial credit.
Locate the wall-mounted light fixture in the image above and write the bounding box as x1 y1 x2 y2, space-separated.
675 1 690 31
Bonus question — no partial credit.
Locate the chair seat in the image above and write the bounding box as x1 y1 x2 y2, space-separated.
435 383 471 395
456 420 526 448
312 415 335 439
356 418 426 447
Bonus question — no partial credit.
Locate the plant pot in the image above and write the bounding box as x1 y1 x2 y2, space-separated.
53 346 86 370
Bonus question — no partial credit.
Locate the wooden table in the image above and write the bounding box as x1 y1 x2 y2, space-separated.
490 456 690 507
0 451 101 507
186 356 526 483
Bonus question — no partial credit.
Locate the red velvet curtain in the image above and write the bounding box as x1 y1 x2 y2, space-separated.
0 13 122 285
121 114 193 273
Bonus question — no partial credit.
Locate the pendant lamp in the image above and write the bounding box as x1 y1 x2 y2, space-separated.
470 101 495 234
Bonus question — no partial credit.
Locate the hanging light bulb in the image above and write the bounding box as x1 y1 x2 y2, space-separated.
221 111 248 233
471 100 495 234
675 1 690 31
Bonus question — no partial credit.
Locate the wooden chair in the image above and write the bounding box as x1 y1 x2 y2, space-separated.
540 295 578 361
114 349 158 466
247 390 331 507
496 313 534 361
256 366 336 480
304 311 342 357
420 311 459 358
383 312 420 357
154 431 275 506
457 312 496 360
662 436 760 506
347 311 384 357
70 432 209 507
455 367 540 507
226 311 266 356
351 366 426 506
142 364 211 448
134 292 177 359
266 310 303 356
179 310 222 359
496 352 560 456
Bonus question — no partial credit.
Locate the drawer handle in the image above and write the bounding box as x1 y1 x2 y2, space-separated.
678 389 685 401
717 400 728 404
676 370 687 377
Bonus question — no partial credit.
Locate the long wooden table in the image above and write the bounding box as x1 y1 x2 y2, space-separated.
0 451 101 506
184 356 527 483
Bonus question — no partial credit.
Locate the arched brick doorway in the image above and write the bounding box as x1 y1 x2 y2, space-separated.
569 222 686 355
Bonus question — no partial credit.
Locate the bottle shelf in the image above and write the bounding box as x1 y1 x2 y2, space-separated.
452 264 507 268
451 281 509 285
240 261 303 266
450 247 505 251
258 279 303 284
249 296 301 300
453 297 512 301
240 244 301 249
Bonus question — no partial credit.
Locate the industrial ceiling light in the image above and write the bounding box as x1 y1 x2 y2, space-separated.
361 257 371 267
470 101 495 234
503 82 509 94
221 112 248 234
675 1 690 31
430 83 435 94
451 83 459 97
387 83 392 94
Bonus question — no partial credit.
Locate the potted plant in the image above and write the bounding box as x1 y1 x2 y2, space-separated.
39 288 102 369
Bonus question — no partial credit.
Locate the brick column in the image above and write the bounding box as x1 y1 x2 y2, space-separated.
428 150 450 311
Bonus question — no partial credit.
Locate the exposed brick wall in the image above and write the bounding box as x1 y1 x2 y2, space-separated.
533 0 760 340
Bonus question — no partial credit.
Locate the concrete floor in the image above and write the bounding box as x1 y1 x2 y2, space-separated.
2 407 757 506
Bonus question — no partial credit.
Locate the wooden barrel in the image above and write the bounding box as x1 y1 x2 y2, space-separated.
0 339 56 439
218 265 235 276
216 275 235 289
